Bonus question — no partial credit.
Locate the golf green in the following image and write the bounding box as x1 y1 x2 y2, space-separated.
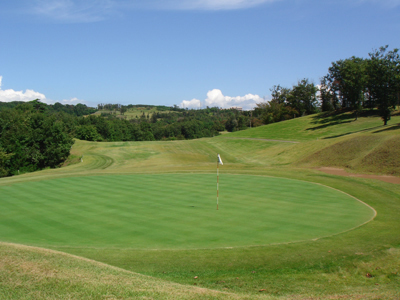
0 174 375 249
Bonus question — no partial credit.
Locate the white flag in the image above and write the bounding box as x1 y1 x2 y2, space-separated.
218 154 223 165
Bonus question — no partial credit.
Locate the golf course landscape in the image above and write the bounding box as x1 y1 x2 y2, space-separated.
1 110 400 299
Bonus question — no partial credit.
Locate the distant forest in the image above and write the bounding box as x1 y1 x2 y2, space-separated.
0 100 252 177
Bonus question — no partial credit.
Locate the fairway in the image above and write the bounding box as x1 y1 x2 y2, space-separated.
0 174 375 250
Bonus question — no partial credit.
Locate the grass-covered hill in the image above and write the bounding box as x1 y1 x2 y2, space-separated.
1 111 399 299
92 104 175 120
228 110 400 176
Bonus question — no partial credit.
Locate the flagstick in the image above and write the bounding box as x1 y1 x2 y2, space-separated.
217 160 219 210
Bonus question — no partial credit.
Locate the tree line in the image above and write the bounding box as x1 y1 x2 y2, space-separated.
0 101 247 177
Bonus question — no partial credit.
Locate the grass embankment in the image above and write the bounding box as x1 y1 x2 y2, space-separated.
0 110 399 299
227 110 400 175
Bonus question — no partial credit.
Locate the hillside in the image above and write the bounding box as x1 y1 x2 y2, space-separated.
0 111 399 299
225 110 400 176
92 105 178 120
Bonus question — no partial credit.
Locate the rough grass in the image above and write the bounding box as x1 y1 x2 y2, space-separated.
0 242 257 300
0 111 399 299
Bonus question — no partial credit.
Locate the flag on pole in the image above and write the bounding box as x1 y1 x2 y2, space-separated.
218 154 223 165
217 153 223 210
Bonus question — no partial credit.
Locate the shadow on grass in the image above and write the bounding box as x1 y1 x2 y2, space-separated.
323 125 384 139
310 111 355 125
307 109 383 138
373 123 400 133
306 120 352 131
309 109 379 126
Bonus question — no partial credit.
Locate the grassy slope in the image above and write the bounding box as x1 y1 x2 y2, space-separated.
1 111 399 299
92 106 177 120
227 110 400 175
228 110 400 142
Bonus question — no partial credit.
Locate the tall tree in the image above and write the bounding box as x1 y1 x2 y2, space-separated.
0 148 13 177
366 46 400 125
319 76 336 112
288 78 318 116
327 57 367 112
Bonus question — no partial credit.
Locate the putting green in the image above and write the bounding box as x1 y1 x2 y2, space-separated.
0 174 375 249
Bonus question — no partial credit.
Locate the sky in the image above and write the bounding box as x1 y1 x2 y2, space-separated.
0 0 399 110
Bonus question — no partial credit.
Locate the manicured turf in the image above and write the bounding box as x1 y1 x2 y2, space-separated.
0 174 374 250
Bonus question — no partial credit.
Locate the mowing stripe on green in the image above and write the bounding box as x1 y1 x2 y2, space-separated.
0 174 375 250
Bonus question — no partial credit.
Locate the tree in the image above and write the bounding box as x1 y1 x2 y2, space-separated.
366 46 400 125
75 125 102 141
150 113 158 123
0 107 74 175
120 106 128 115
0 148 13 177
327 57 367 110
31 99 47 113
225 115 238 132
270 85 290 105
288 79 318 116
319 76 335 112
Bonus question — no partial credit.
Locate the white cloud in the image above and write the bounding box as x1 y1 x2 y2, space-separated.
181 98 201 109
180 89 263 110
0 76 47 103
31 0 115 22
0 76 86 105
15 0 400 22
28 0 279 22
60 97 86 105
161 0 278 10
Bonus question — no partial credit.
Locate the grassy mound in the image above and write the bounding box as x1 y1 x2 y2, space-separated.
299 135 400 175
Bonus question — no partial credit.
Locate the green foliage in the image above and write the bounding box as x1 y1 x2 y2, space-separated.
253 79 318 127
0 100 98 116
321 46 400 125
225 115 238 132
288 78 319 115
75 125 102 141
0 148 13 177
0 103 75 177
367 46 400 125
326 57 367 110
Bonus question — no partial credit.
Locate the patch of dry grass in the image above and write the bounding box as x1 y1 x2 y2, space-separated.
0 242 274 300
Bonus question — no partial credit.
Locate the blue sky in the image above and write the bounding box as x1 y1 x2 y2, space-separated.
0 0 399 109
